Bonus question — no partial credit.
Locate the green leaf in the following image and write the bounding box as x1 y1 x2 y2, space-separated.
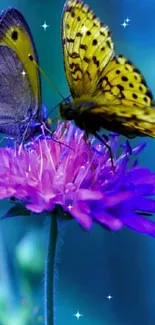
0 205 31 220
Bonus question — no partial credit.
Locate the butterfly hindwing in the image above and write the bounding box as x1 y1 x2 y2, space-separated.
89 54 154 137
62 0 114 97
87 103 155 138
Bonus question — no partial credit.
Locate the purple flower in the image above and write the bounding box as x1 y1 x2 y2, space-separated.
0 122 155 236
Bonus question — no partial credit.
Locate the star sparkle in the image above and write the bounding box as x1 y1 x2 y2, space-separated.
73 310 83 320
107 294 113 300
41 21 49 31
81 25 88 34
121 17 131 28
125 17 131 23
121 21 128 28
21 70 26 77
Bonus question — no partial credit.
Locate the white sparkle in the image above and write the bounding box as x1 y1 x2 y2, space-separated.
21 70 26 76
41 21 49 31
73 310 83 320
107 294 113 300
121 21 128 28
81 25 88 34
125 17 130 23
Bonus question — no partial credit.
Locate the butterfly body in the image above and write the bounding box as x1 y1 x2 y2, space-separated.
60 96 98 132
61 0 155 140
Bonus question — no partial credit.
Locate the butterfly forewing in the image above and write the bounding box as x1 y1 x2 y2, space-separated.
0 45 36 137
0 8 42 139
62 0 114 97
0 8 41 111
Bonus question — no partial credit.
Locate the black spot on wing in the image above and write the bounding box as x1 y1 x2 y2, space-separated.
80 44 87 50
92 39 98 46
69 52 80 58
76 32 83 37
84 56 90 63
132 93 138 99
11 30 18 41
93 56 99 67
106 40 111 48
121 76 128 82
66 37 74 43
117 84 124 91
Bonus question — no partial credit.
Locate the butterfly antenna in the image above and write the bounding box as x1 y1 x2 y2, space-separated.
46 103 61 119
47 95 72 119
28 54 65 101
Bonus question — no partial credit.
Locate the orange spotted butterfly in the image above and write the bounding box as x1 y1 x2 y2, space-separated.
60 0 155 151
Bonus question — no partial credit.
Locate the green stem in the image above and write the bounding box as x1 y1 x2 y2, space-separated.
45 214 58 325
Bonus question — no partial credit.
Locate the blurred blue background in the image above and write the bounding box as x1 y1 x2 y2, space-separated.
0 0 155 324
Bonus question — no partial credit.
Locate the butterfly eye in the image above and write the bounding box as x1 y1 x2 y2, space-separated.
59 103 75 120
66 108 75 120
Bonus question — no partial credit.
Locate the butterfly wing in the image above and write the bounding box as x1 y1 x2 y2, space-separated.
86 103 155 138
93 55 153 107
0 45 38 138
62 0 114 98
0 8 41 138
85 54 154 137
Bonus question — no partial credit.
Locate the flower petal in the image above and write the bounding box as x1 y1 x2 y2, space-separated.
65 204 93 229
94 210 123 230
0 121 155 236
121 212 155 237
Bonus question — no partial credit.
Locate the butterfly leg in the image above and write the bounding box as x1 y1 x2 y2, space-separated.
84 132 97 186
41 121 73 151
17 122 32 154
94 132 115 173
52 121 73 149
84 131 90 146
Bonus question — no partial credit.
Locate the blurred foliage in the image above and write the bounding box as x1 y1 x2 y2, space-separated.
16 230 45 273
0 228 45 325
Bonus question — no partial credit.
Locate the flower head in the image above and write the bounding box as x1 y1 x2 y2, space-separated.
0 122 155 236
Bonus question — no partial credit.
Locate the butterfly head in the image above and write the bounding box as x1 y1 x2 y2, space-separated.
59 101 77 121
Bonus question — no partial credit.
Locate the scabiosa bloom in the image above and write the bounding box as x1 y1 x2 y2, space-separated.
0 121 155 236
